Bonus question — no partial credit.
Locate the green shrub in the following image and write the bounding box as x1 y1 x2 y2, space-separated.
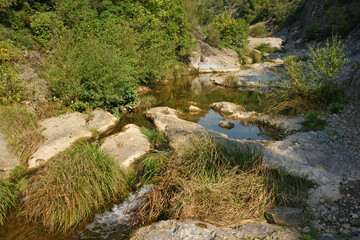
23 141 130 232
0 63 26 105
328 102 343 113
0 180 18 225
264 36 349 115
249 23 268 37
135 137 314 226
254 43 276 54
30 12 66 46
304 112 327 131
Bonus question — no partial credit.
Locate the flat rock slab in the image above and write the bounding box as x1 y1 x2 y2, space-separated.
130 220 299 240
248 37 283 49
100 124 150 167
209 102 257 121
0 133 20 178
29 110 118 168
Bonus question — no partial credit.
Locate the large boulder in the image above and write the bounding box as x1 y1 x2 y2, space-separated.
190 40 241 73
100 124 150 167
0 133 20 178
209 102 257 121
130 220 300 240
28 110 118 168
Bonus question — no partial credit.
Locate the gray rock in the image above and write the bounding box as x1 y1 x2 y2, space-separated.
209 102 246 114
190 40 241 73
19 65 38 82
130 220 299 240
0 133 20 178
28 110 118 168
257 114 305 136
219 120 235 129
100 124 150 167
264 207 305 227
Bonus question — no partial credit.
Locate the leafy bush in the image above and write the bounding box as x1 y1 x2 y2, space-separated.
254 43 275 54
30 12 66 46
249 23 268 37
304 112 327 131
264 36 349 115
23 141 130 232
0 180 18 225
134 137 314 226
212 12 249 54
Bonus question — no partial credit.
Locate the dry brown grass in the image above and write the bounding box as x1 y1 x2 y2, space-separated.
134 137 315 227
0 106 44 164
223 74 239 88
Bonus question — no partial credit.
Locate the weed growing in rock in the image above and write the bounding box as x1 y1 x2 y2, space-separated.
0 180 18 225
134 137 314 226
304 112 327 131
0 106 44 163
23 141 130 232
140 127 167 148
328 103 344 113
264 36 349 115
223 75 238 88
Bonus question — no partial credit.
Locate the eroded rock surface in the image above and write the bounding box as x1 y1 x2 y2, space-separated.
29 110 118 168
190 40 241 73
248 37 283 50
100 124 150 167
0 133 20 178
131 220 299 240
209 102 257 121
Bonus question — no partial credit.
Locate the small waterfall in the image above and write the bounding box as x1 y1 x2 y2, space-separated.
78 185 153 239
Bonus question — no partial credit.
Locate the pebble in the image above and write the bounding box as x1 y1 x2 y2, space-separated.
352 214 359 219
302 226 311 233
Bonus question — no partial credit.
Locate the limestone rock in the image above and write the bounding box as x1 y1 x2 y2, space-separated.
209 102 257 121
100 124 150 167
264 207 305 227
130 220 300 240
189 105 202 113
219 120 235 129
0 133 20 178
257 114 305 136
190 40 241 73
29 110 118 168
248 37 283 50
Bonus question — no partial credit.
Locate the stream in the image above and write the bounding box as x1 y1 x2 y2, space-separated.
0 73 277 240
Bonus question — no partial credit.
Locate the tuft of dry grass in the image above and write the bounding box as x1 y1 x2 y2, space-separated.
0 106 44 164
134 137 314 227
223 75 239 88
22 141 130 232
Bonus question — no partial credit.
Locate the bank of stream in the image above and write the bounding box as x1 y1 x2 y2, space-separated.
0 73 278 240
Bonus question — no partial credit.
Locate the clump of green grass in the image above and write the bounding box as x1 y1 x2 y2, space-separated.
23 141 130 232
140 127 167 148
304 112 327 131
134 137 314 227
0 180 18 225
328 102 343 113
0 106 44 163
254 43 276 54
223 75 238 88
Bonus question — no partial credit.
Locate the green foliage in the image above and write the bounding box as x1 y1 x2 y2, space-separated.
249 23 268 37
328 102 343 113
304 112 326 131
264 36 349 115
30 12 65 46
254 43 275 54
212 12 249 54
140 127 167 148
0 25 33 49
23 141 130 232
0 179 18 225
0 40 26 104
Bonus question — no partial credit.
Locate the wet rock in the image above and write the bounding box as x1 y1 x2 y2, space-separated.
131 220 299 240
264 207 305 227
100 124 150 167
0 133 20 178
190 40 241 73
219 120 235 129
257 114 305 136
28 110 118 168
189 105 202 113
209 102 258 121
248 37 283 50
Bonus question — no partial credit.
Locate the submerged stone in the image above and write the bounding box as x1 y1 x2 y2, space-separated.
219 120 235 129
